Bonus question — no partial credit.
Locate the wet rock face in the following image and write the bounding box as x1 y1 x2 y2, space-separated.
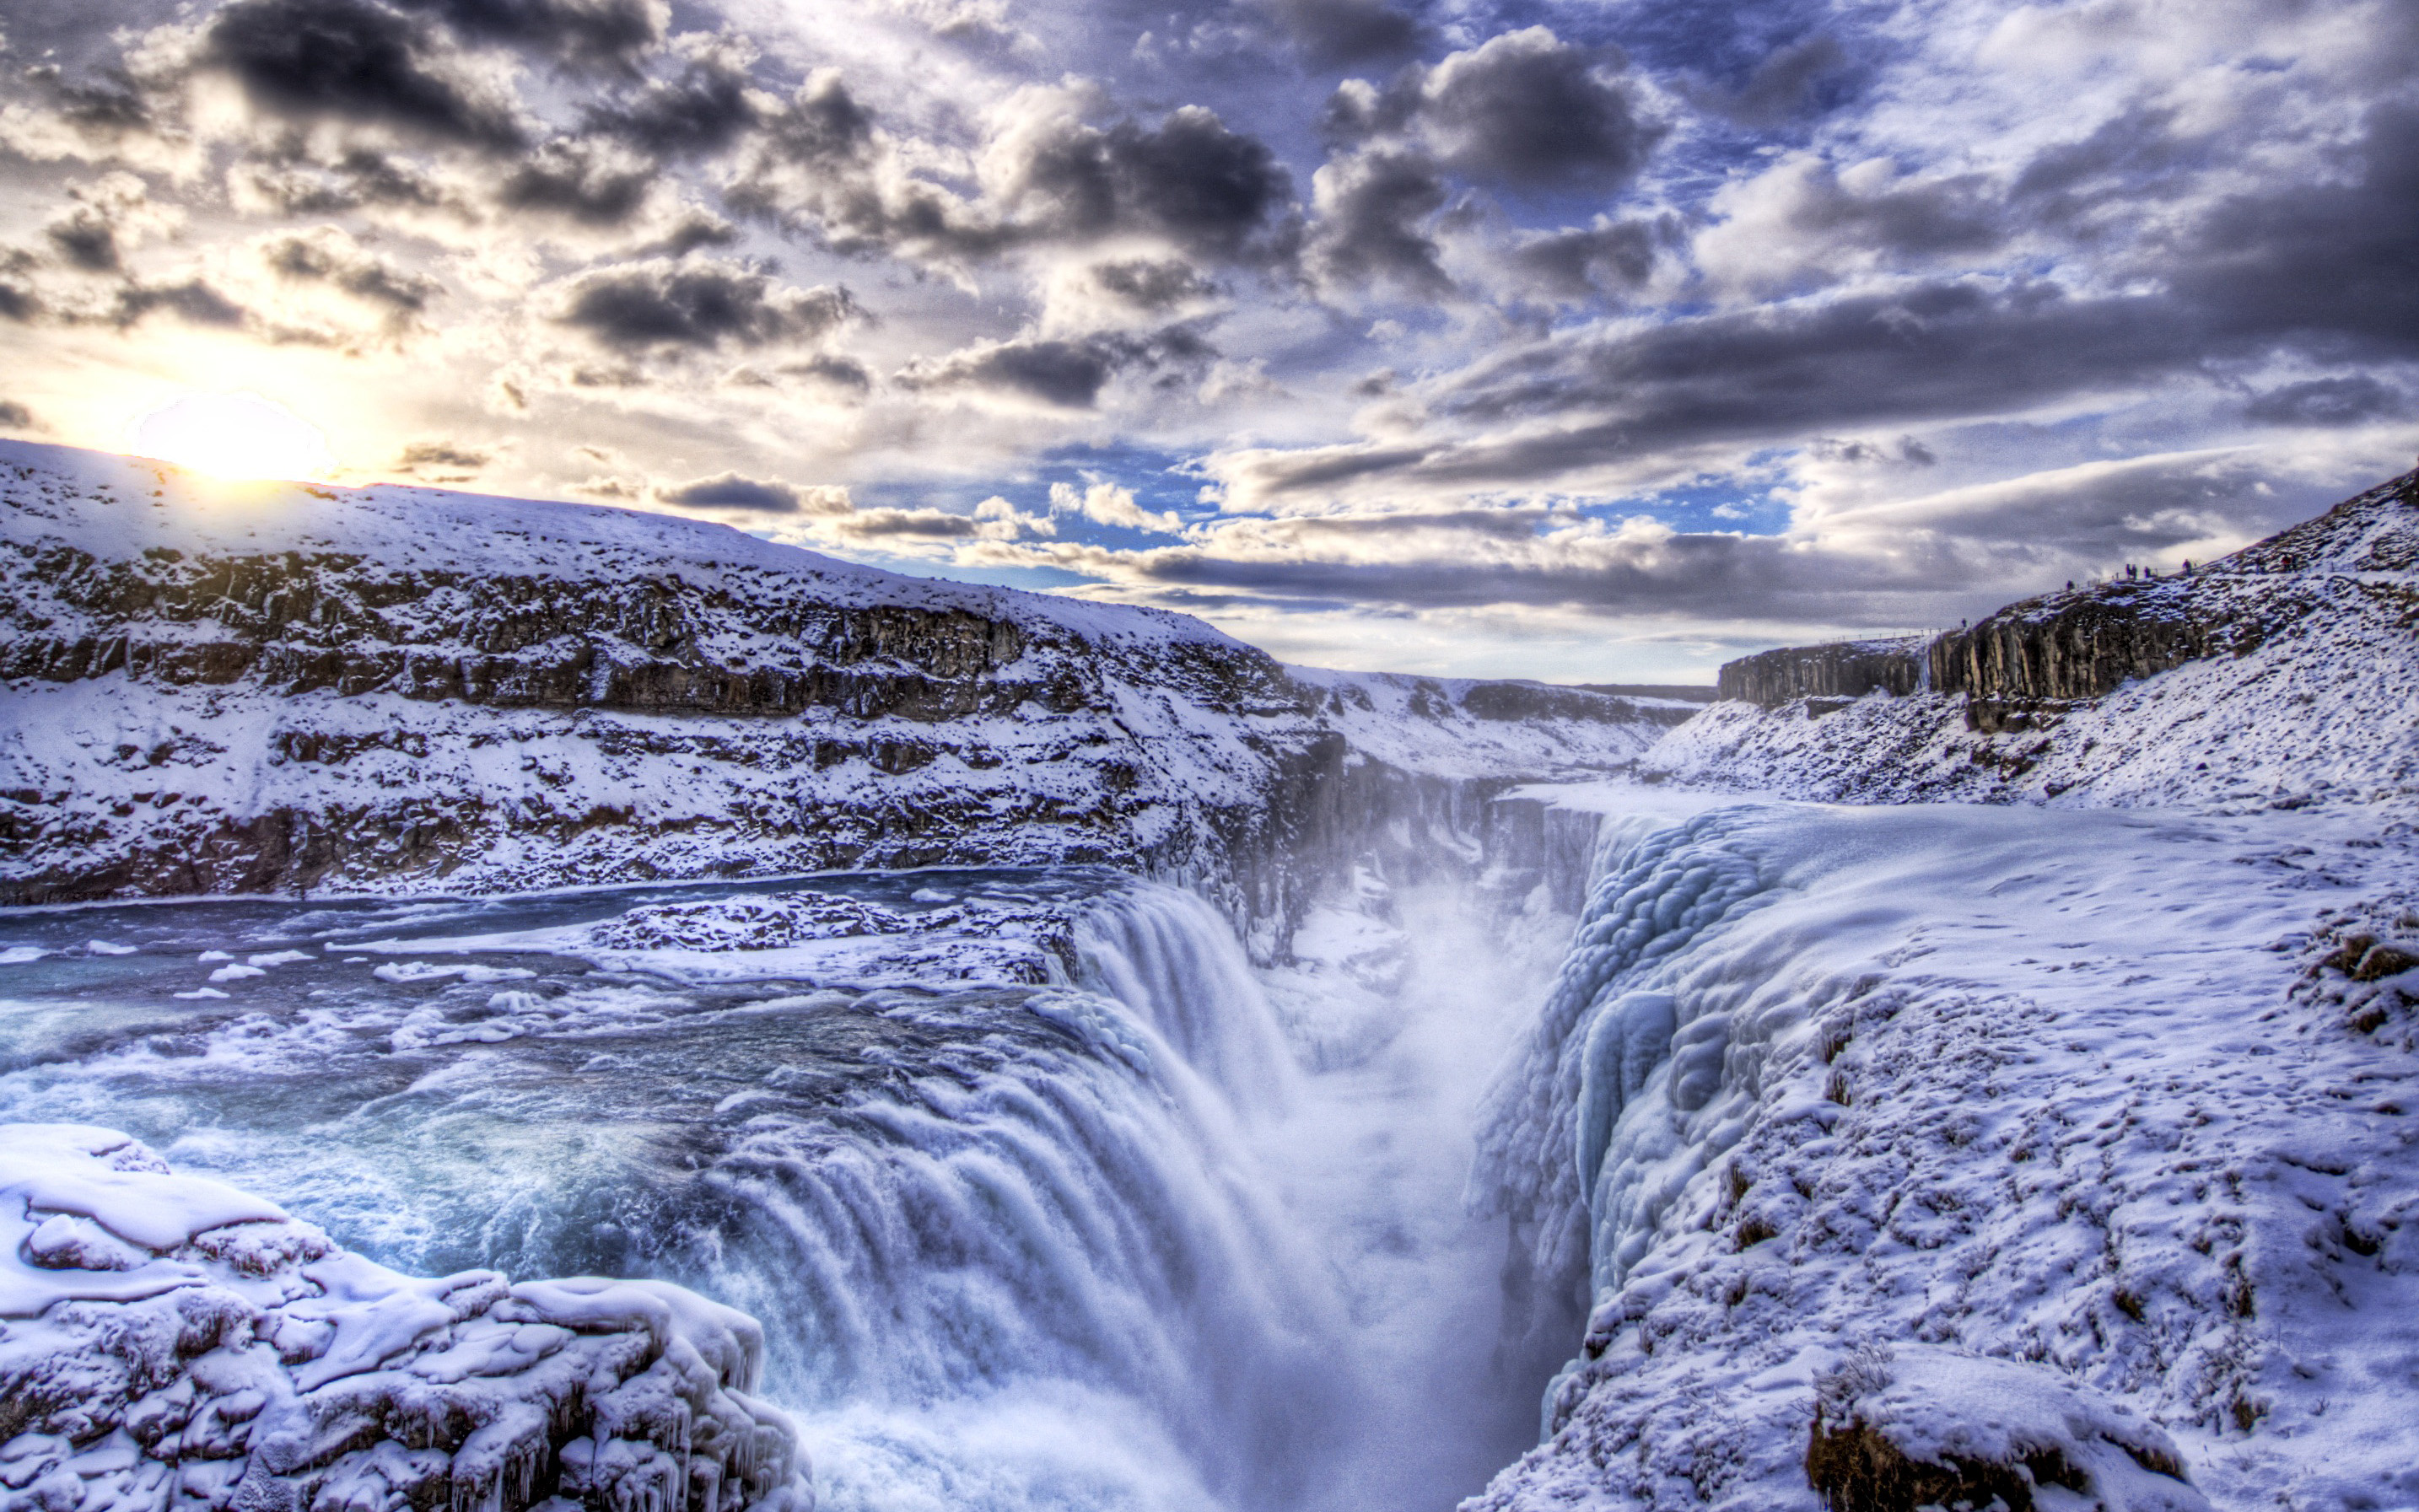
1716 640 1926 709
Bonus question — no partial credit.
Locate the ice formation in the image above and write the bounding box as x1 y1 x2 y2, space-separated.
0 1126 807 1512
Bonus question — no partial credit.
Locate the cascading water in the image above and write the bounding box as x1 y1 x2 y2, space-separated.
0 860 1578 1512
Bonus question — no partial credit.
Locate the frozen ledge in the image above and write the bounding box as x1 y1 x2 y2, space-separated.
0 1125 809 1512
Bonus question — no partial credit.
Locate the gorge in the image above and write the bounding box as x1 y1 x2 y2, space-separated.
4 442 2417 1512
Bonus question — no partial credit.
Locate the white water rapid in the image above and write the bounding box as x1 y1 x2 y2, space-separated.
0 864 1578 1512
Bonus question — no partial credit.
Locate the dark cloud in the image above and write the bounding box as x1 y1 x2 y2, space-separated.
46 209 121 273
553 258 859 352
232 150 461 216
111 279 251 330
397 439 490 468
1220 279 2219 506
1810 435 1937 466
901 337 1121 410
586 46 757 155
1090 258 1220 311
383 0 666 69
261 230 440 312
193 0 527 149
780 352 874 392
1008 105 1292 260
832 508 977 539
1694 33 1857 127
2172 101 2419 352
1327 29 1661 192
750 73 875 167
2007 105 2204 224
657 471 805 511
1308 148 1450 295
498 138 655 224
0 401 35 429
15 67 157 138
719 76 987 261
1256 0 1426 67
897 326 1210 409
1508 218 1666 302
1411 29 1658 191
2244 374 2406 427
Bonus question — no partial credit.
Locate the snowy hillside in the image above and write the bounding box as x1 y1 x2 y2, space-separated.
0 440 1662 939
1647 471 2419 814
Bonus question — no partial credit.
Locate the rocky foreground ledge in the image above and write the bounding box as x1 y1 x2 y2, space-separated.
0 1125 808 1512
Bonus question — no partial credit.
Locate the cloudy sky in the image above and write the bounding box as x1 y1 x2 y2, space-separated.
1 0 2414 678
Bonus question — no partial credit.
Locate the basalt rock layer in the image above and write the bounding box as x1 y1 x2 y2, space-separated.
1715 639 1926 711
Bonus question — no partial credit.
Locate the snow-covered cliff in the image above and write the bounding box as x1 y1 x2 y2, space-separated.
0 441 1667 945
1648 471 2419 815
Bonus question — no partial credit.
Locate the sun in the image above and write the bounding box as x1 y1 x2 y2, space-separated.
129 392 337 482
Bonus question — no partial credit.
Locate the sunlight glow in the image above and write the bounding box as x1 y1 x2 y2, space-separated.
130 392 336 482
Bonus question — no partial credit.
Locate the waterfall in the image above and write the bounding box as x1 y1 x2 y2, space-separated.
0 859 1576 1512
1072 883 1301 1117
666 885 1347 1510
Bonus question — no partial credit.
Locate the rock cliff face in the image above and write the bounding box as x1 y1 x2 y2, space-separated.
0 441 1668 943
1714 638 1925 709
1652 470 2419 811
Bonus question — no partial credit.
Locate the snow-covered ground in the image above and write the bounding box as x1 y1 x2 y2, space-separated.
1468 793 2419 1512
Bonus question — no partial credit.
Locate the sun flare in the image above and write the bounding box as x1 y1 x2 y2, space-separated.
129 393 336 482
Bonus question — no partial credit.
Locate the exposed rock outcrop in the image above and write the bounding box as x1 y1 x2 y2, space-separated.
1715 639 1925 710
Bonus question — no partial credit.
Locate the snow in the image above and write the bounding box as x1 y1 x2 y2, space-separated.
1468 795 2419 1512
0 1125 807 1512
0 441 1666 934
0 439 1229 654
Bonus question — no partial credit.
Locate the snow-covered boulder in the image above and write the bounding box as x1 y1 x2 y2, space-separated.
0 1125 806 1512
1805 1346 2207 1512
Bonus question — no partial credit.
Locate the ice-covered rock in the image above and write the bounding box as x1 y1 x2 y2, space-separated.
1467 799 2419 1512
0 1126 806 1512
